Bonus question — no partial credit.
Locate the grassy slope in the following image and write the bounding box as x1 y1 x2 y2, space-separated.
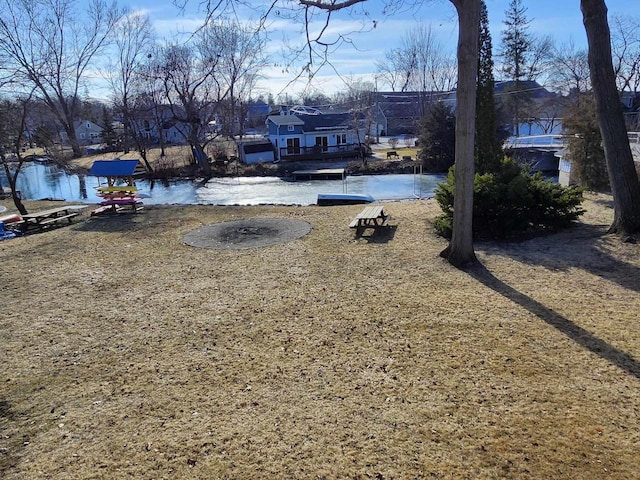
0 194 639 479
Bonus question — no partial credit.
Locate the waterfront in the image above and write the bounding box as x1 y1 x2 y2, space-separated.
2 162 446 205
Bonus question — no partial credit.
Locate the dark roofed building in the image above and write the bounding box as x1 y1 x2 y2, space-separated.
373 91 456 137
265 110 366 162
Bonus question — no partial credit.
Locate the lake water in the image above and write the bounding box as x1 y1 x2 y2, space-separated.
2 162 446 206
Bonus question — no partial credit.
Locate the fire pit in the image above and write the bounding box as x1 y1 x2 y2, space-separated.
183 217 313 250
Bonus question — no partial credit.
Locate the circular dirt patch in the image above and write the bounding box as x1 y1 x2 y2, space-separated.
183 217 313 250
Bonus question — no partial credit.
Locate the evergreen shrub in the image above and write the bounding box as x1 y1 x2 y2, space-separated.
434 158 585 239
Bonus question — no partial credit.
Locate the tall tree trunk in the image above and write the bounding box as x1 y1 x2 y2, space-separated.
192 141 212 177
1 161 27 215
441 0 480 266
581 0 640 235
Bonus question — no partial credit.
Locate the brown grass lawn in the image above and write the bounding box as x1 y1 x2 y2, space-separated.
1 194 639 479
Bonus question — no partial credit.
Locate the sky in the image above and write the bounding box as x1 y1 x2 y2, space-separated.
124 0 636 98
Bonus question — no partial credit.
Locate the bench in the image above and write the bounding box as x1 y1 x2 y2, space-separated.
22 205 86 231
349 205 390 232
36 212 79 226
386 151 399 159
93 198 143 215
402 155 412 161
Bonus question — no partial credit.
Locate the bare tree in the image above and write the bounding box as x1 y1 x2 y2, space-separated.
376 48 408 92
333 77 375 160
376 24 457 94
529 97 564 134
153 42 220 176
610 14 640 93
200 20 267 138
106 10 155 168
526 35 554 82
581 0 640 235
0 92 34 215
127 43 174 161
0 0 124 158
147 18 266 176
405 24 457 92
550 41 591 94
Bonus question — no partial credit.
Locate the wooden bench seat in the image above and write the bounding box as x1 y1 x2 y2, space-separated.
35 212 79 226
22 205 86 231
348 215 389 229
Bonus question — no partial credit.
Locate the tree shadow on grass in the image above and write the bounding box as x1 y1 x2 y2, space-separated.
74 214 144 233
467 263 640 380
478 223 640 294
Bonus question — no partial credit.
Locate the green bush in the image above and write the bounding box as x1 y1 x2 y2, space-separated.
434 158 585 240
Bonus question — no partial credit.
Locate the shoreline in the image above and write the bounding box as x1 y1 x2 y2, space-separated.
62 155 427 182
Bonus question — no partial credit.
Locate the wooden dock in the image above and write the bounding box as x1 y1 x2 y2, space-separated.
291 168 345 181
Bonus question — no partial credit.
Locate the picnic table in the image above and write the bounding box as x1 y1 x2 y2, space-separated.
349 205 390 232
93 197 143 215
92 183 143 215
22 205 86 231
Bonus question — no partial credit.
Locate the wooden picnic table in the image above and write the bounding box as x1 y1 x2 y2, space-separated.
22 205 86 231
349 205 390 231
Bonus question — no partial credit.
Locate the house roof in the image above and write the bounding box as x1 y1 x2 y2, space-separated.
299 113 352 132
73 120 101 129
375 91 456 120
89 159 140 177
494 80 554 99
267 115 305 127
267 112 353 132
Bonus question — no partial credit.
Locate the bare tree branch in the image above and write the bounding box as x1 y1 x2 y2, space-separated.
299 0 367 10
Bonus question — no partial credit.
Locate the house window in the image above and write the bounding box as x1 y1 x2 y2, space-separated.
288 124 294 132
79 133 85 139
336 134 347 145
87 122 91 129
315 136 328 152
286 137 300 155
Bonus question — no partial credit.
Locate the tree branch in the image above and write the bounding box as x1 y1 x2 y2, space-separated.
298 0 367 11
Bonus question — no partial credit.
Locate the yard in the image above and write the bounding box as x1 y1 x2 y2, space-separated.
1 193 639 479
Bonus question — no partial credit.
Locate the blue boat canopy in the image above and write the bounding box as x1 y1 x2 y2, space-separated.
89 159 140 177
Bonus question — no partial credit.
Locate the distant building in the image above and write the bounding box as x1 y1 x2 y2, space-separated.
373 91 456 137
265 108 366 162
58 120 103 146
621 91 640 129
246 101 270 126
237 139 275 164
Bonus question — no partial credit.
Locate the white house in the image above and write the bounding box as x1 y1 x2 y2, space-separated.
57 120 103 146
265 109 366 162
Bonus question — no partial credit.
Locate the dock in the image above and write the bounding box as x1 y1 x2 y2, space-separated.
291 168 345 181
